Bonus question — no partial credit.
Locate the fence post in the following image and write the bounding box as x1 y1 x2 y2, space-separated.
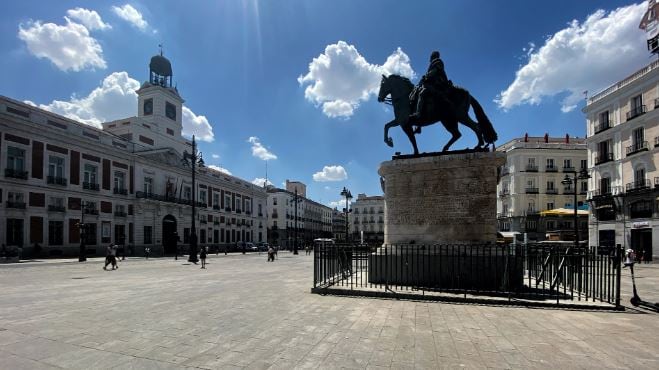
313 244 317 288
615 243 622 309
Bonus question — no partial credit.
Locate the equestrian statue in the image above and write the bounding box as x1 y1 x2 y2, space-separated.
377 51 497 155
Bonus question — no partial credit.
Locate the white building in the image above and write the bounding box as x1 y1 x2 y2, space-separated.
0 53 267 256
585 59 659 262
266 182 332 248
352 193 384 244
496 135 587 242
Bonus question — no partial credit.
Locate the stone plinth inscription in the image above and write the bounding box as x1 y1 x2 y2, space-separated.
379 152 505 245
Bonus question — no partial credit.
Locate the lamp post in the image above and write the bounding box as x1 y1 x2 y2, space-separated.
340 187 352 243
562 169 591 248
182 135 204 263
293 189 299 255
78 201 87 262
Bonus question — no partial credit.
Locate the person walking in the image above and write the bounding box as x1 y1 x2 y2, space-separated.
104 243 114 270
267 246 275 262
110 244 119 269
200 246 207 269
145 247 151 260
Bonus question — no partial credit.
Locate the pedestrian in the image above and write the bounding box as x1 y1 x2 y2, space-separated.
305 245 310 255
110 244 119 269
104 243 114 270
267 246 275 262
200 246 207 269
145 247 151 260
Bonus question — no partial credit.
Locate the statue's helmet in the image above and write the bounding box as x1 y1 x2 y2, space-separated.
430 51 440 61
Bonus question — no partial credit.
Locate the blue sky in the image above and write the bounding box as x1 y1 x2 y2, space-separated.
0 0 652 208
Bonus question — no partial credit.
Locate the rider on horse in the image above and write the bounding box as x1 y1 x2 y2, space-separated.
410 51 453 127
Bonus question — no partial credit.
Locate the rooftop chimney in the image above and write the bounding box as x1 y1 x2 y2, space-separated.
544 133 549 143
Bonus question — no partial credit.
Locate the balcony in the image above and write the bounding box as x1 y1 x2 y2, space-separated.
595 153 614 165
545 166 558 172
545 188 558 195
47 176 67 186
626 141 649 157
563 188 575 195
236 209 242 214
83 182 100 191
48 205 66 212
200 219 207 225
83 208 99 215
225 207 231 212
271 213 278 219
500 167 510 176
497 212 513 219
214 221 220 226
562 166 575 173
499 189 510 197
525 164 538 172
6 201 26 209
246 211 251 215
594 118 612 134
625 179 651 193
213 205 221 210
525 187 539 194
626 105 646 121
113 187 128 195
114 211 127 217
5 168 28 180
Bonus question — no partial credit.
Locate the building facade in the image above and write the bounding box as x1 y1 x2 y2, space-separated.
585 59 659 261
0 54 267 256
496 135 588 242
352 193 384 244
331 208 347 242
266 183 332 248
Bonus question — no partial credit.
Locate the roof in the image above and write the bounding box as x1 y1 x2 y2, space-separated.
150 54 172 76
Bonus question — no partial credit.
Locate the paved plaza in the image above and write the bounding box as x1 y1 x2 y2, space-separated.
1 253 658 369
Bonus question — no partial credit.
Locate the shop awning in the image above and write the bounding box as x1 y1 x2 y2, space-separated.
497 231 520 238
540 208 589 216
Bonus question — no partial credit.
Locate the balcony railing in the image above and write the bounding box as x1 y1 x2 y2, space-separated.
562 166 575 173
545 166 558 172
83 182 100 191
501 167 510 176
200 219 207 224
626 105 646 121
525 187 539 194
225 207 231 212
83 208 99 215
525 164 538 172
213 205 221 210
47 176 67 186
594 118 611 134
113 187 128 195
497 212 513 219
6 201 26 209
546 188 558 195
5 168 28 179
48 205 65 212
595 153 614 165
625 179 651 192
563 188 575 195
246 211 251 215
626 141 649 156
114 211 127 217
499 189 510 197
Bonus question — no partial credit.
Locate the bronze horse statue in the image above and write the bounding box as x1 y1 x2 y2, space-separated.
377 74 497 155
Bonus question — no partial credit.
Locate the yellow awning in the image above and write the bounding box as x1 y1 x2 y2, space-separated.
540 208 589 216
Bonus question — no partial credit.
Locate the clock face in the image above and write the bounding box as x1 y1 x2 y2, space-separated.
166 102 176 120
143 99 153 115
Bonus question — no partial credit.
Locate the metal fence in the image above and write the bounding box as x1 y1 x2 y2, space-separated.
312 243 622 309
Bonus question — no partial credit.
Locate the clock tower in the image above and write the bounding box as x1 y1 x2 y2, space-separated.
136 51 184 140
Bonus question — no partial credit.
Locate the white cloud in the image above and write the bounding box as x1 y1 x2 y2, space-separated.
112 4 148 30
18 18 106 72
328 199 348 209
182 106 214 142
33 71 215 141
247 136 277 160
298 41 414 118
251 177 273 187
313 165 348 182
208 165 231 175
66 8 111 31
211 154 220 159
496 3 648 112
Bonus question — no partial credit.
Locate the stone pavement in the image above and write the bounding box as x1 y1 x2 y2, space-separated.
0 253 658 369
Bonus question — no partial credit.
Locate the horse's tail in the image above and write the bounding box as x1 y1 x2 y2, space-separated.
470 96 497 144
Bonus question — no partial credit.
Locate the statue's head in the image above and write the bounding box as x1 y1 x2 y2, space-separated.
430 51 440 61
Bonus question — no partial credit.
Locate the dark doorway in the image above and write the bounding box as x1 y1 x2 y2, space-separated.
631 229 652 262
599 230 615 247
162 215 177 254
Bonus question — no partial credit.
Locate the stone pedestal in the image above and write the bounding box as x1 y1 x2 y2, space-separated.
378 151 505 245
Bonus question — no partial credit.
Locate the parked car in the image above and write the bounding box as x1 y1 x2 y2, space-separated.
256 242 269 252
246 242 257 252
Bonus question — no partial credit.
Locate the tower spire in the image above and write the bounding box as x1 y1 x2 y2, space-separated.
158 43 163 56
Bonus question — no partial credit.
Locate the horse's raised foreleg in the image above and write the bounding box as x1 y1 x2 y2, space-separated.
384 119 397 147
442 119 461 152
402 123 419 155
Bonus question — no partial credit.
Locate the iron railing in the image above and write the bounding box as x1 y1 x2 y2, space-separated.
83 182 100 191
312 243 622 309
626 141 648 156
5 168 28 179
47 176 67 186
626 105 646 121
595 153 614 165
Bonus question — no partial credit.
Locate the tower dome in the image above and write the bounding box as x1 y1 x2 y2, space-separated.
149 53 173 87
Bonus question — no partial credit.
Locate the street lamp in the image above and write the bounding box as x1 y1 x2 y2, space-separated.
340 187 352 243
78 200 87 262
293 189 301 255
562 169 591 248
182 135 204 264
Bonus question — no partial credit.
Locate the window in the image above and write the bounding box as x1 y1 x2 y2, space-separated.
200 229 206 244
8 191 25 203
526 220 537 231
166 102 176 120
546 220 556 230
84 164 97 184
236 196 242 212
184 186 192 201
143 98 153 115
48 221 63 245
600 177 611 194
563 159 572 169
633 127 644 147
143 177 153 194
6 219 24 246
632 94 643 109
84 223 97 245
547 181 554 190
273 197 277 205
547 202 554 210
199 190 207 204
599 110 610 126
528 158 536 166
527 200 536 213
225 194 231 209
213 193 220 207
144 226 153 244
48 156 64 178
115 204 126 214
49 197 64 208
273 221 278 228
580 159 587 170
7 146 25 171
246 200 251 213
101 222 111 242
580 181 588 193
114 171 125 190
